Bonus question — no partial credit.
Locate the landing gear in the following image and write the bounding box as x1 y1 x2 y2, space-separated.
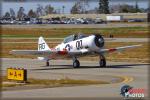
99 55 106 67
72 57 80 68
73 60 80 68
46 61 49 66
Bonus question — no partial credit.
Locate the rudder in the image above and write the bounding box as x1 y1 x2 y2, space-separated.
38 37 50 51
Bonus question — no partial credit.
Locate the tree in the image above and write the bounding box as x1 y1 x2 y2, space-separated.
44 4 54 15
135 1 141 12
28 9 37 18
70 2 82 14
70 1 89 14
98 0 110 14
148 12 150 22
17 7 26 20
110 3 144 13
80 0 89 14
121 4 130 13
36 4 45 17
4 12 10 18
9 8 15 18
70 3 79 14
119 4 142 13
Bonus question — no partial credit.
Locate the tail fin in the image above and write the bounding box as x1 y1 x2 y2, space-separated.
38 37 50 51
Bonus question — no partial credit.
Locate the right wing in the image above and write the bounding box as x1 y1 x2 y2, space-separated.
99 44 142 54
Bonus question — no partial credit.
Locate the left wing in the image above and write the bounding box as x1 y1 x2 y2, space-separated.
10 50 54 56
10 49 89 60
10 49 86 56
99 44 142 54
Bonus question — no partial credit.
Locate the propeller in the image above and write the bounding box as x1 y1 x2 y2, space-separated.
94 34 104 48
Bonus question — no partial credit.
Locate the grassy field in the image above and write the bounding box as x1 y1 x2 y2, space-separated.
85 42 149 63
1 26 148 38
1 26 149 63
2 76 109 89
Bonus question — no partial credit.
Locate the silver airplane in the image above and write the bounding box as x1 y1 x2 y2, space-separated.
10 33 141 68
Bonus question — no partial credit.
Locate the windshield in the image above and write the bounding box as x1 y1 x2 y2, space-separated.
77 33 87 39
63 33 87 43
63 35 74 43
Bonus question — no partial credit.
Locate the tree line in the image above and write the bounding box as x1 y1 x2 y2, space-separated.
71 0 146 14
4 4 56 19
3 0 147 19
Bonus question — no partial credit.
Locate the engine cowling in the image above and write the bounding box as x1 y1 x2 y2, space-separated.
94 34 104 48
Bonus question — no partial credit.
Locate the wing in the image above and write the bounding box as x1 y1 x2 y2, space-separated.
10 49 87 56
10 50 53 56
99 44 142 54
10 44 141 58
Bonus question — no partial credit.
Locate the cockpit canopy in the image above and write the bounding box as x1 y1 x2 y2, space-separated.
63 33 87 43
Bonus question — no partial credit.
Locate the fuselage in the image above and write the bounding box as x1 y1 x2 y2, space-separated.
55 34 104 54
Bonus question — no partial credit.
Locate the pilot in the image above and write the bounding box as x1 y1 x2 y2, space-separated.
77 33 84 39
73 34 78 40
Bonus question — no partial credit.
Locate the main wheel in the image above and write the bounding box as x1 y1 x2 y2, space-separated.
73 60 80 68
99 58 106 67
46 61 49 66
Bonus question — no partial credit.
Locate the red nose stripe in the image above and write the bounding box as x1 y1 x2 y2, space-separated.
108 48 116 52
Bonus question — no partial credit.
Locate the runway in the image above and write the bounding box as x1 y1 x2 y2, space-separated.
1 58 149 99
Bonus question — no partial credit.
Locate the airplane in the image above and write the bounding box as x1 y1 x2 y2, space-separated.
10 33 141 68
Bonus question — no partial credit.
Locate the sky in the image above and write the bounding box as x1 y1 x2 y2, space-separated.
1 0 149 15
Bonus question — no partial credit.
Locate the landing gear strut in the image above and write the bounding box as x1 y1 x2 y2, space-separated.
73 57 80 68
99 55 106 67
46 61 49 66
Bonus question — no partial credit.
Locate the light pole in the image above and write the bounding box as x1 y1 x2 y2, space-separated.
62 5 65 14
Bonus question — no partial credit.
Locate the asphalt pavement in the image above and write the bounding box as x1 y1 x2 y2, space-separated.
1 58 149 99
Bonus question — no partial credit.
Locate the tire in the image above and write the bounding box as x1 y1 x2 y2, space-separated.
73 60 80 68
46 61 49 66
99 59 106 67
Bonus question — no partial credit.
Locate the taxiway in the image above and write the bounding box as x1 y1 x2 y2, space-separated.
1 58 149 99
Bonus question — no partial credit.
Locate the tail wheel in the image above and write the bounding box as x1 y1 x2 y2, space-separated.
99 55 106 67
73 60 80 68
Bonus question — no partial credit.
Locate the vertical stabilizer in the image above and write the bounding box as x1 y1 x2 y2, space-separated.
38 37 50 51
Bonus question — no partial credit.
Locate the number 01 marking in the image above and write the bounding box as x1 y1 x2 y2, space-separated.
76 40 82 50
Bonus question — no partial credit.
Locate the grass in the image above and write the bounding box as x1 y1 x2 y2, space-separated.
29 78 109 85
80 42 149 63
1 26 149 62
1 27 148 38
1 39 62 42
2 76 109 88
